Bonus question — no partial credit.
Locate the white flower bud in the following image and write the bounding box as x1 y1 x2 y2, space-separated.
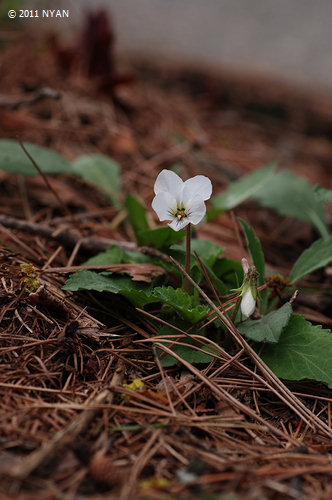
240 287 256 317
232 258 259 317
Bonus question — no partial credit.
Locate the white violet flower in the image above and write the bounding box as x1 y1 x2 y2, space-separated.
235 258 259 317
152 169 212 231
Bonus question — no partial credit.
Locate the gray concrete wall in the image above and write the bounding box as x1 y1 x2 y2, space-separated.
21 0 332 91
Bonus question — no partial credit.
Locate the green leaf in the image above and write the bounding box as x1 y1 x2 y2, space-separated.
167 246 227 294
166 248 202 284
261 314 332 387
62 270 149 294
211 163 276 211
82 244 152 267
138 227 185 249
170 239 225 289
152 286 210 323
171 239 224 268
119 289 161 308
289 236 332 283
83 245 125 266
238 303 292 343
125 194 149 243
202 263 229 296
205 207 224 222
314 185 332 203
63 270 159 307
71 154 122 208
62 270 210 317
122 249 152 264
252 169 328 238
156 322 214 367
238 218 265 286
0 139 70 176
213 258 243 287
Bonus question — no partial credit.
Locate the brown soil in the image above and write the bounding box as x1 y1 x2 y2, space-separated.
0 19 332 500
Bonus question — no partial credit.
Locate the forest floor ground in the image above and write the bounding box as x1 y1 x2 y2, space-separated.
0 20 332 500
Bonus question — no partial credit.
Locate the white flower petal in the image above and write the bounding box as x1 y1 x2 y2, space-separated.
152 192 177 221
154 169 183 201
168 218 190 232
241 258 249 275
240 289 256 317
186 196 206 225
182 175 212 202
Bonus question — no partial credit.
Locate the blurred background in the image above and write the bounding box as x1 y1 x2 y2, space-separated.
12 0 332 91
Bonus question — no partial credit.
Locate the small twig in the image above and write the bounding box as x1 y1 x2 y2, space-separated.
0 223 40 260
0 214 136 254
152 346 176 416
18 141 80 231
154 341 297 444
289 289 299 305
67 238 83 267
41 245 63 271
9 359 125 480
43 263 165 282
194 250 222 307
167 255 332 438
14 309 33 334
120 429 162 498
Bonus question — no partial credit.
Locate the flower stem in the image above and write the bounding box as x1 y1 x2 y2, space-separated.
231 295 241 322
184 223 191 294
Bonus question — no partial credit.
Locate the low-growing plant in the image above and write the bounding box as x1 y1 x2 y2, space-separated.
1 139 332 386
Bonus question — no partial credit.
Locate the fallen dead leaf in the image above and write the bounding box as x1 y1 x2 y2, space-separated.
44 263 165 282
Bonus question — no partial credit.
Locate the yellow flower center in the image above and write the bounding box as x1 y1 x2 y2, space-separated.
174 207 187 220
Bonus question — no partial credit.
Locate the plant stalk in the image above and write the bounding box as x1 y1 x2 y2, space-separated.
184 223 191 293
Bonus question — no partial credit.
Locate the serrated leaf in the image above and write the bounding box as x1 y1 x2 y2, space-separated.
0 139 70 175
289 236 332 283
252 169 328 238
63 272 211 317
156 322 214 367
152 286 210 323
71 154 122 208
261 314 332 387
211 163 276 211
238 303 292 343
125 194 149 242
63 270 158 307
238 218 265 286
314 185 332 203
138 227 185 249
